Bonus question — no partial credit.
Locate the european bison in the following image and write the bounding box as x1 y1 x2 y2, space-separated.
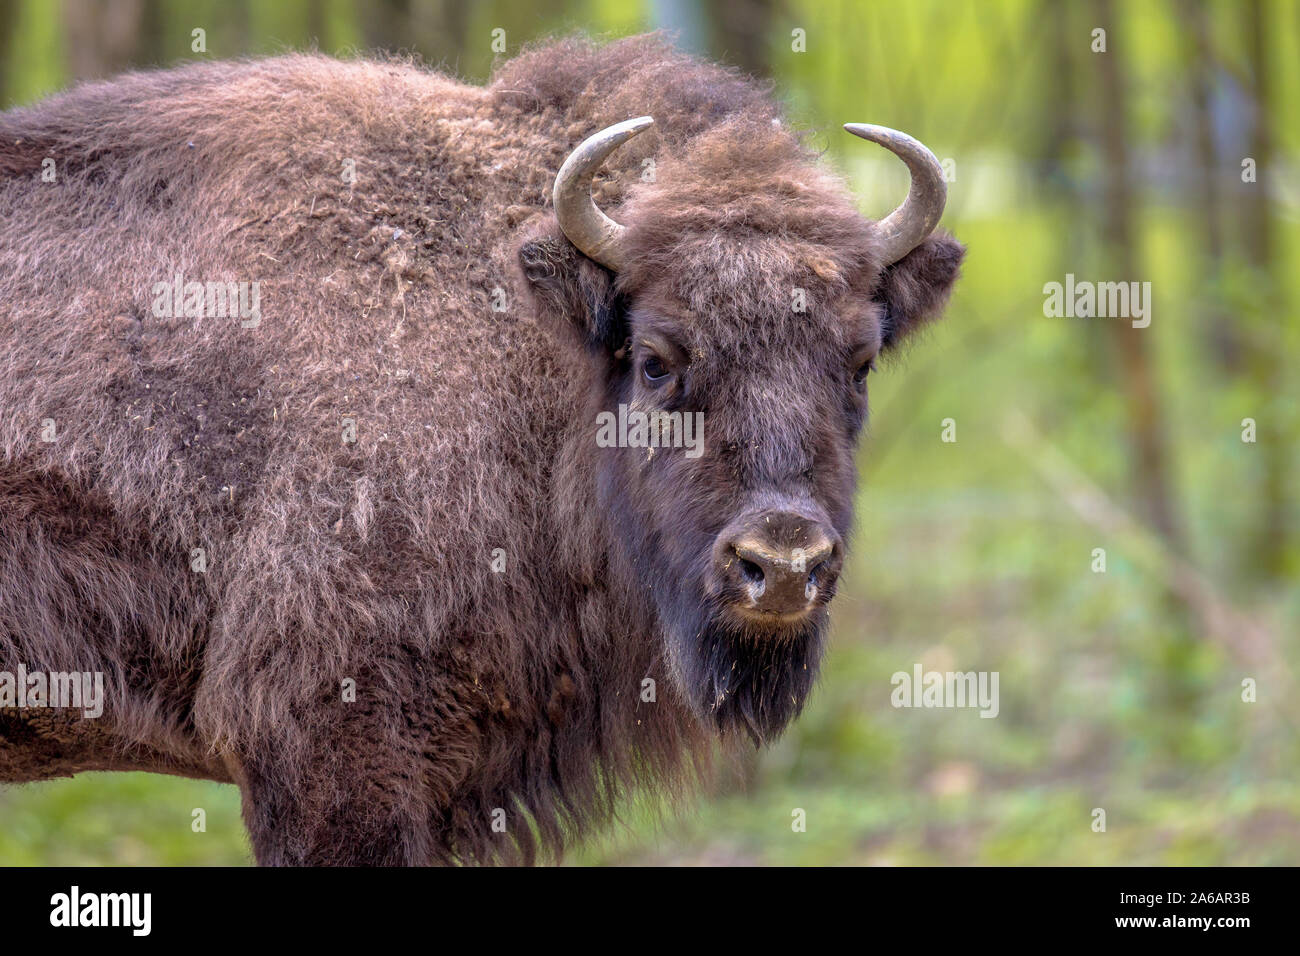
0 34 963 864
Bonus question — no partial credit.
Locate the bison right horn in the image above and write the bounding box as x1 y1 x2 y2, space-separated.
843 124 947 266
552 116 653 273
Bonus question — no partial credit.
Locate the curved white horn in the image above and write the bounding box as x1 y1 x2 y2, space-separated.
552 116 654 272
844 123 947 265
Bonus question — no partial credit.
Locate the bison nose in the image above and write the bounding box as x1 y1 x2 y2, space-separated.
716 516 843 617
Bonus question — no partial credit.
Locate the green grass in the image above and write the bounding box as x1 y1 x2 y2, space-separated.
0 775 248 866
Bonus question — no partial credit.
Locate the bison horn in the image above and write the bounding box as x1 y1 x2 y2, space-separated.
843 124 947 266
552 115 653 272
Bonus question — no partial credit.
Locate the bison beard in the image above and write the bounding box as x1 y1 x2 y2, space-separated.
612 483 827 744
0 33 963 864
673 598 826 745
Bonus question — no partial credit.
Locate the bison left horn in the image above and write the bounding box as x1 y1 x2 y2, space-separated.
553 115 653 272
843 124 947 265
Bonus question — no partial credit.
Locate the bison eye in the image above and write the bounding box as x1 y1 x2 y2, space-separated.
642 355 670 385
853 358 874 385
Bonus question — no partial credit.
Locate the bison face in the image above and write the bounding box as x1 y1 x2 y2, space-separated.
600 288 863 744
520 117 964 743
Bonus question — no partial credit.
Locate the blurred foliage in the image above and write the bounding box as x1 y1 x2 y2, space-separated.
0 0 1297 864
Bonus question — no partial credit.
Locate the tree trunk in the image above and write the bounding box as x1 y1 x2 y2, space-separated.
1183 0 1239 372
1093 0 1184 549
362 0 412 55
703 0 775 77
410 0 470 71
1242 0 1289 580
0 0 19 107
307 0 329 51
62 0 147 80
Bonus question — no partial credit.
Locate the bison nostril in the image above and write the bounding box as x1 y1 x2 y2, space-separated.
809 558 837 583
736 556 765 586
806 559 839 601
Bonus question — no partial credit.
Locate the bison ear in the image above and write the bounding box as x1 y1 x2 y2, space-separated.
518 231 628 357
872 232 965 352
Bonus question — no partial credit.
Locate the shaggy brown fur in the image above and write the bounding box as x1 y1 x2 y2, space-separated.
0 34 963 864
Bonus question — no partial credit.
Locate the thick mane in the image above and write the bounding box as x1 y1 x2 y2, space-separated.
490 34 798 224
491 33 782 146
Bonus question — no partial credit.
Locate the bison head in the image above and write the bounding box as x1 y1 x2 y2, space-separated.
520 114 963 745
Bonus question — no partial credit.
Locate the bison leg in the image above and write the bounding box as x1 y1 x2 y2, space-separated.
231 706 438 866
200 624 477 865
240 768 431 865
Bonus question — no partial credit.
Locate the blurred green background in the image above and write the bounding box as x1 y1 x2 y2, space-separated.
1 0 1297 865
